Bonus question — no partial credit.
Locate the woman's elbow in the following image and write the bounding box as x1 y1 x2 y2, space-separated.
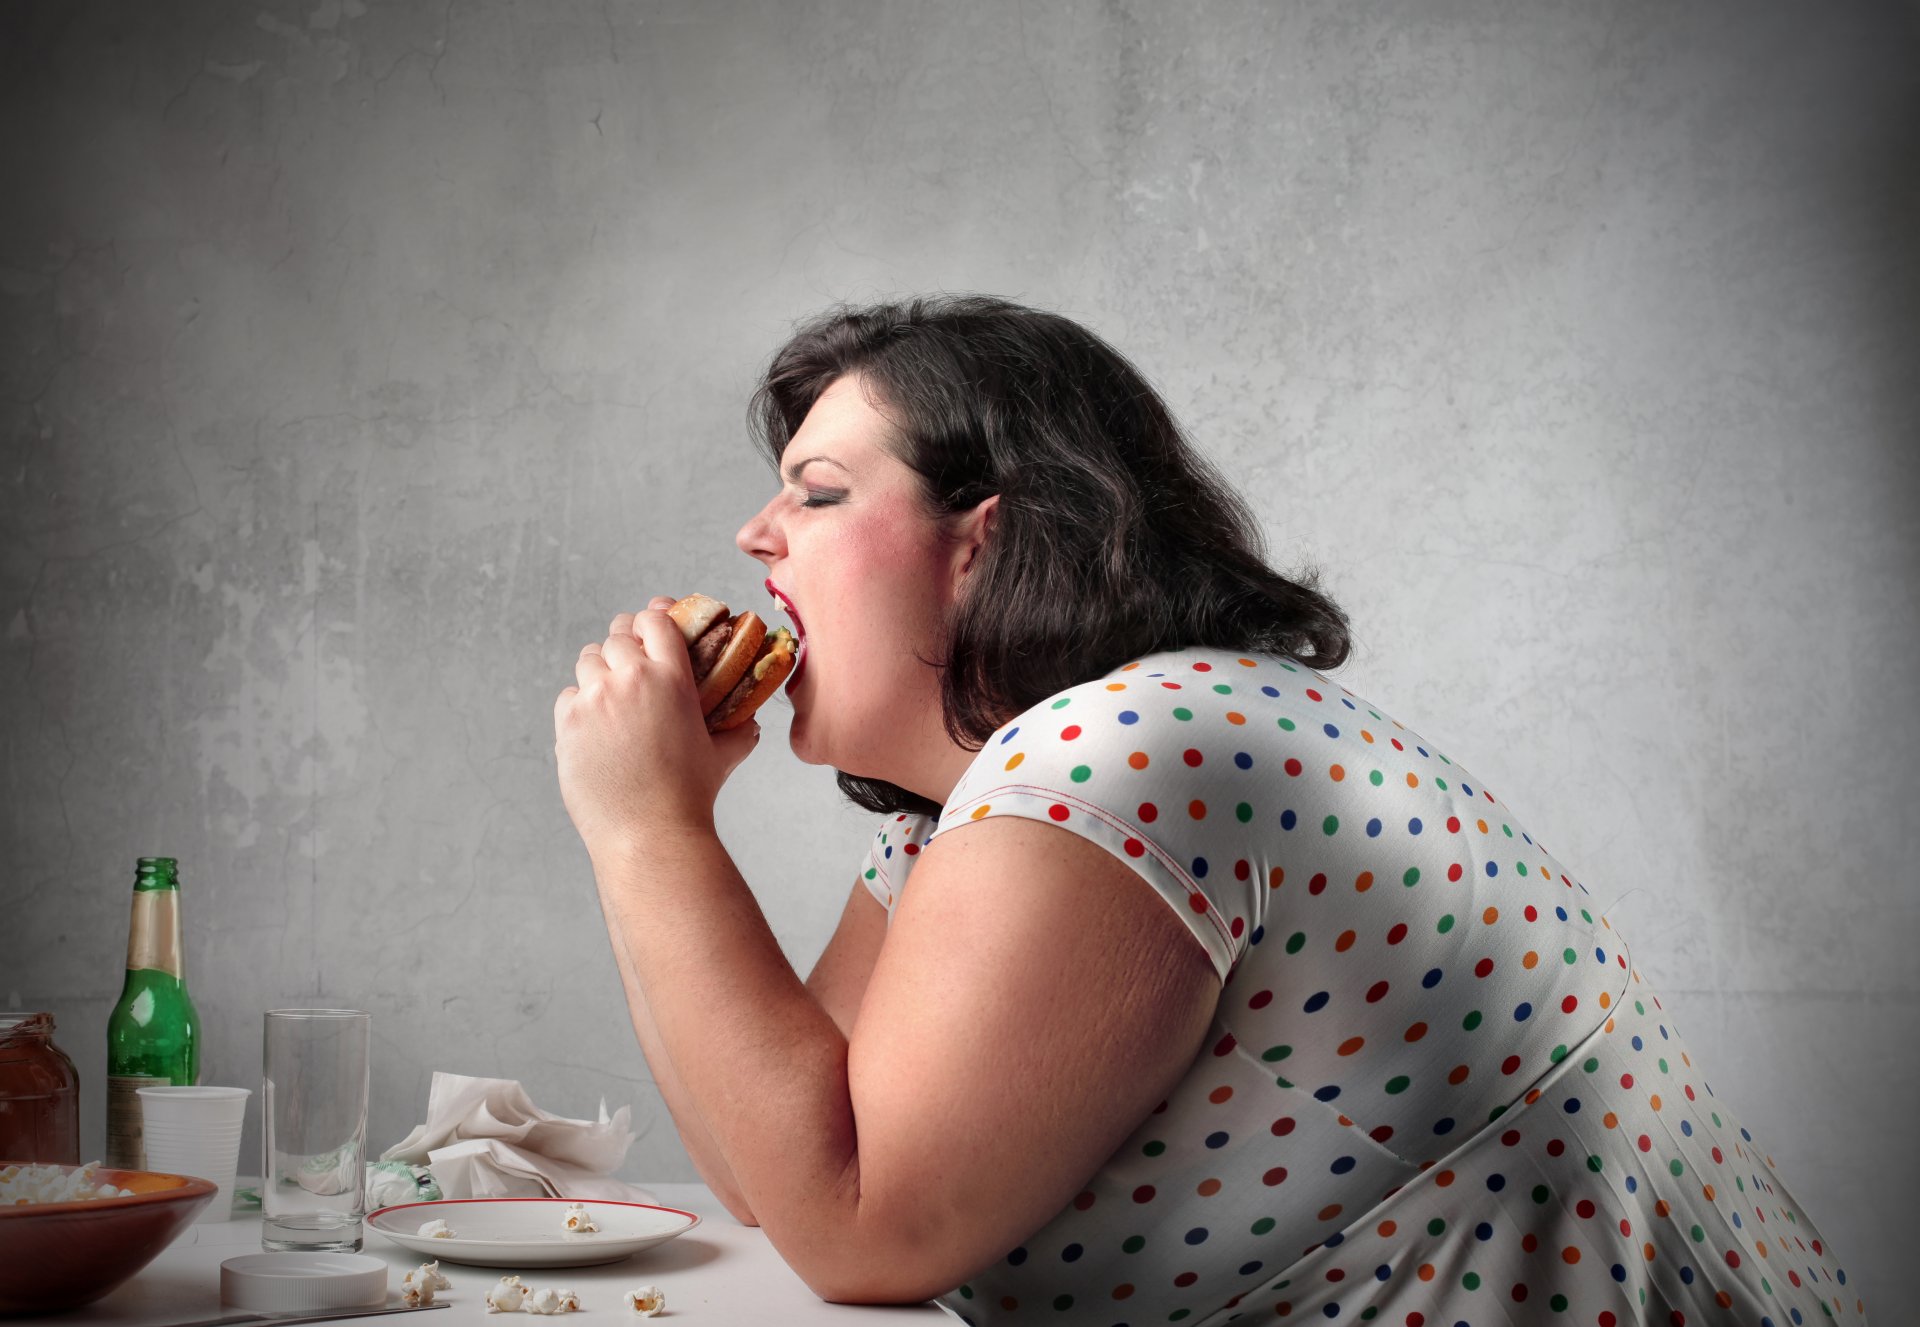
718 1194 760 1227
808 1274 941 1308
699 1176 758 1227
798 1250 958 1308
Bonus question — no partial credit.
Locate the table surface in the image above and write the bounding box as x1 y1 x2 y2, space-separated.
40 1183 945 1325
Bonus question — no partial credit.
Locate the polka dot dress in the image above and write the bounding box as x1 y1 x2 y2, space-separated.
858 648 1864 1326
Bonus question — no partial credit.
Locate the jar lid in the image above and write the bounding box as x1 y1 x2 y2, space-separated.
219 1252 387 1311
0 1012 54 1039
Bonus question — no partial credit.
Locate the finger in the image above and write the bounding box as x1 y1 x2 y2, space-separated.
601 630 645 669
609 611 636 639
553 685 578 723
633 607 692 678
646 595 677 612
575 646 610 689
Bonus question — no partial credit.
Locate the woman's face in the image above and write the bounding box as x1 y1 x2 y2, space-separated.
736 374 989 793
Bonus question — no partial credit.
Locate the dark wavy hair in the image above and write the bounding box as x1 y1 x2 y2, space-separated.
750 295 1353 816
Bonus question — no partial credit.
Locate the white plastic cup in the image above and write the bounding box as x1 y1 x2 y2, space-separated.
137 1085 251 1222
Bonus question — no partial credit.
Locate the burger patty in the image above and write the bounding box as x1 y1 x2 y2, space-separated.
688 616 734 677
711 663 758 721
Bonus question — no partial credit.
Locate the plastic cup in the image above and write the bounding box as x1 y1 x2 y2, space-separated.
137 1085 251 1222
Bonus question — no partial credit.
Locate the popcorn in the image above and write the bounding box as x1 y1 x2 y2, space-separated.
560 1202 598 1234
401 1261 453 1308
522 1286 582 1314
625 1285 666 1317
485 1275 530 1313
418 1217 456 1238
0 1161 134 1205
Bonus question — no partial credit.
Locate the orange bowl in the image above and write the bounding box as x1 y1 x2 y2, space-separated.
0 1162 216 1313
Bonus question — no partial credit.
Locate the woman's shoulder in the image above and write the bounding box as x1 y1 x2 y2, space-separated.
973 644 1355 756
936 646 1344 814
943 642 1502 830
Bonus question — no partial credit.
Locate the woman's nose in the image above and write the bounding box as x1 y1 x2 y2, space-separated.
736 498 782 564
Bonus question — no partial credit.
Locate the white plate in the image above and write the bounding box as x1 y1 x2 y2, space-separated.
367 1198 699 1268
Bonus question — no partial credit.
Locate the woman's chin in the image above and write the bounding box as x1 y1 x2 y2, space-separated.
784 709 823 765
782 668 831 765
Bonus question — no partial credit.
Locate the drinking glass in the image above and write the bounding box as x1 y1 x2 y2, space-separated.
261 1009 369 1252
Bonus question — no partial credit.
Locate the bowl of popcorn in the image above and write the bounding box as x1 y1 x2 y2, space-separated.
0 1159 217 1312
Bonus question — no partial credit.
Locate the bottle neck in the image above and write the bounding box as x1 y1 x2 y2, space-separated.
126 881 184 977
134 857 180 893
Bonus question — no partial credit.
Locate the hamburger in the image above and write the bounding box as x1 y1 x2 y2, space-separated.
668 593 798 732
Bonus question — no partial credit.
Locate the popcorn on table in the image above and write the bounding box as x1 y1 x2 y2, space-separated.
485 1274 530 1313
626 1285 666 1317
561 1201 598 1234
401 1260 453 1308
417 1217 456 1238
523 1286 582 1314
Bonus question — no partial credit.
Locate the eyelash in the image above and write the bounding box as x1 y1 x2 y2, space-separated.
798 491 843 509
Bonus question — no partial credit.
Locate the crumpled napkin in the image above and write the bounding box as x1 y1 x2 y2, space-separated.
364 1159 441 1209
381 1072 655 1203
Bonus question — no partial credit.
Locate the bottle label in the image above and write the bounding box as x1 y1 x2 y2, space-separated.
106 1075 170 1169
125 890 182 976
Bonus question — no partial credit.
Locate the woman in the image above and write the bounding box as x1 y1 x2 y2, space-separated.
554 296 1862 1324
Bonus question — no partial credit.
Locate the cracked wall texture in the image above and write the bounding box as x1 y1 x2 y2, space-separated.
3 0 1915 1306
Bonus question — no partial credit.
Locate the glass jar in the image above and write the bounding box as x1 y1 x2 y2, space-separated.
0 1012 82 1164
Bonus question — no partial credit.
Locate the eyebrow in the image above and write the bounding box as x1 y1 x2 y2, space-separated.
781 455 852 484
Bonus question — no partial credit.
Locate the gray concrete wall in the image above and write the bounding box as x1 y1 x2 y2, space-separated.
5 0 1913 1308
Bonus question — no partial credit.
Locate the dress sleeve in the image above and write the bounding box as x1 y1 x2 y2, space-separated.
855 810 938 917
927 662 1265 982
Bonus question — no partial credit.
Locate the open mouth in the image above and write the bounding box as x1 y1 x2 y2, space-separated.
765 578 807 692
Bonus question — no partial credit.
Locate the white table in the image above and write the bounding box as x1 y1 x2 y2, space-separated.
41 1184 944 1325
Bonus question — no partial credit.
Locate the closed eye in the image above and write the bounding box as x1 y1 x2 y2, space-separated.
799 490 845 508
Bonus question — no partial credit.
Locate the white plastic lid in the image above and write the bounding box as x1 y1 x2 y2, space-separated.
219 1252 387 1311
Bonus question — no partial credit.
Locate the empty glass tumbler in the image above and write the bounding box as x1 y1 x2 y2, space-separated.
261 1009 370 1252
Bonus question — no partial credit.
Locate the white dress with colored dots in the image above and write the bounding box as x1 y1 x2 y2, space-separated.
859 647 1863 1327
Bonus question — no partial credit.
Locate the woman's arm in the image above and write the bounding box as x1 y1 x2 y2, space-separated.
803 880 890 1040
564 602 750 1221
599 877 886 1225
570 597 891 1228
596 907 758 1225
587 814 1218 1303
558 606 1217 1302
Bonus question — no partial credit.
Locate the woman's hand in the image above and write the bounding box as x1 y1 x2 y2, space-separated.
554 595 761 857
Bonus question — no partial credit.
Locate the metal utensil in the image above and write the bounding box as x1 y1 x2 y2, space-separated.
148 1301 449 1327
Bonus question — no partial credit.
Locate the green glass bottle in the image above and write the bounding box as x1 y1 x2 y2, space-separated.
105 857 201 1169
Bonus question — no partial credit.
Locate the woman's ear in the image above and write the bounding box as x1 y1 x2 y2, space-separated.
952 493 1000 578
